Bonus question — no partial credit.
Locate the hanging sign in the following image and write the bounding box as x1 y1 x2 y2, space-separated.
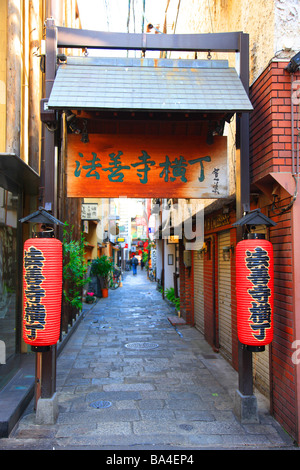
236 239 274 348
67 134 228 199
81 202 98 220
23 238 63 347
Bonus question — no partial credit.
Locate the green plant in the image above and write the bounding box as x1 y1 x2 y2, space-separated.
90 255 114 289
174 297 180 311
63 223 90 310
86 291 96 303
164 287 180 312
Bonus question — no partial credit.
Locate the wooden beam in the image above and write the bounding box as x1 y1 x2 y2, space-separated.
6 0 21 155
28 0 40 173
235 33 254 398
40 18 58 401
56 27 242 53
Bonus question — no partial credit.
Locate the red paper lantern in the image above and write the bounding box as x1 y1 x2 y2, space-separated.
236 237 274 349
23 238 62 347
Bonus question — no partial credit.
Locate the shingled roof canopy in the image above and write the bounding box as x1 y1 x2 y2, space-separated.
48 56 253 113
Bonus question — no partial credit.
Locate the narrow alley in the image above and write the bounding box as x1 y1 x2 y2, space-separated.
0 269 295 451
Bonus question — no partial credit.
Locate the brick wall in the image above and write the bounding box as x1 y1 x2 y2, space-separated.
250 60 298 440
269 202 296 438
250 61 298 183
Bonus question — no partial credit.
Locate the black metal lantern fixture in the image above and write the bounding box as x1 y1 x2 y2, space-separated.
20 207 65 352
20 207 65 407
233 209 276 352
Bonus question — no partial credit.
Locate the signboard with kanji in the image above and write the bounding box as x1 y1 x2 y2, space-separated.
67 134 228 199
81 203 98 220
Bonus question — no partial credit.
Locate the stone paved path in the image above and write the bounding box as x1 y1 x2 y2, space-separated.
0 269 296 450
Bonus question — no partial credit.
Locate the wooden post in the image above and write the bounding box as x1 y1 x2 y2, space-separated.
6 0 21 156
234 33 258 422
44 19 57 216
28 0 40 173
236 33 254 397
34 352 42 409
40 19 58 401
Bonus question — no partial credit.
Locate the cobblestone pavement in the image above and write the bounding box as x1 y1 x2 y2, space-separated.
0 269 296 451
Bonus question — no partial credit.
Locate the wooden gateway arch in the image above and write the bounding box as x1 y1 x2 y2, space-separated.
39 20 255 422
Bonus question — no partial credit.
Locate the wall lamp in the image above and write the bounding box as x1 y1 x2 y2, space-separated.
222 245 234 261
65 110 81 134
197 242 207 259
81 119 89 143
286 51 300 74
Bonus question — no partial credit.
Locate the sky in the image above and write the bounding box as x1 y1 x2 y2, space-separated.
76 0 172 59
77 0 167 34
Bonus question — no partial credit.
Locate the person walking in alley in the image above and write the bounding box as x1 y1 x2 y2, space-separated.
132 254 138 275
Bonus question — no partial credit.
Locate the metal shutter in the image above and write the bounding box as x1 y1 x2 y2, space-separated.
218 230 232 362
253 346 270 397
194 252 204 334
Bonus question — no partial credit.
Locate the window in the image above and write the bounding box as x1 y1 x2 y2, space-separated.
0 188 19 367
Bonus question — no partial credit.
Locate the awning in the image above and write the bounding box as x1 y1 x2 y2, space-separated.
0 153 40 195
48 57 253 113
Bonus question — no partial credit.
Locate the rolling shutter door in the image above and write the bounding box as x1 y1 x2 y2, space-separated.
253 346 270 397
218 231 232 362
194 253 204 334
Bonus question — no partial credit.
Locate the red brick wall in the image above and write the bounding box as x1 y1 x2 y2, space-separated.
269 201 296 439
250 61 296 183
250 60 298 440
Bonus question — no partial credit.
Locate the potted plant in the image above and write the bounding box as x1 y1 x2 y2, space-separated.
90 255 113 298
86 291 96 303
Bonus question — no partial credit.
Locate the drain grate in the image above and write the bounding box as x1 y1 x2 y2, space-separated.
179 424 194 432
89 400 112 409
125 342 159 350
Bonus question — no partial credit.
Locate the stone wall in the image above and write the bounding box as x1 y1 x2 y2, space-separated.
166 0 299 84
